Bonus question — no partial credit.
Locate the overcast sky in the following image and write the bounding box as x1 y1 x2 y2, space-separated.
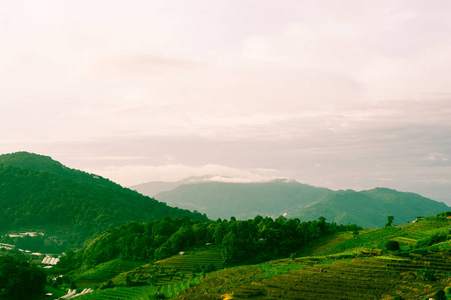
1 0 451 203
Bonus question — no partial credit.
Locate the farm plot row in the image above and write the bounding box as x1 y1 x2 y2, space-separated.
156 250 224 272
76 276 205 300
316 220 451 257
75 286 158 300
224 256 449 299
315 227 403 256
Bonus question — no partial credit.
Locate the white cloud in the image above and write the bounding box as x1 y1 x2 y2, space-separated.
425 153 450 162
85 163 280 187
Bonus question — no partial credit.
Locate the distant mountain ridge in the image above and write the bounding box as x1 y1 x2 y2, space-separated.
0 152 208 245
133 178 449 228
131 175 221 196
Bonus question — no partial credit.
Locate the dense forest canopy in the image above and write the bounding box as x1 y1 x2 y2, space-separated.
60 215 361 271
0 255 46 300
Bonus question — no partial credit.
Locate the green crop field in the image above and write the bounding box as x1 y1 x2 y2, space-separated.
156 248 224 272
74 259 145 288
75 276 204 300
175 217 451 299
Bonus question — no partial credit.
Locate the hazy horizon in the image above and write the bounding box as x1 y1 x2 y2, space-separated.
1 1 450 204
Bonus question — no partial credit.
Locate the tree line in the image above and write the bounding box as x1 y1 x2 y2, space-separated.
60 215 361 270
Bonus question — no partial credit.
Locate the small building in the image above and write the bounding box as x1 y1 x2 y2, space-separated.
41 256 60 265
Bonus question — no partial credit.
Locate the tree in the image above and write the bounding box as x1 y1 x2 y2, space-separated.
386 240 400 251
125 275 133 287
70 280 77 290
385 215 394 227
0 255 46 300
418 268 436 282
434 289 445 300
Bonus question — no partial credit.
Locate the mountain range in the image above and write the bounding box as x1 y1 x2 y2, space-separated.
132 177 449 228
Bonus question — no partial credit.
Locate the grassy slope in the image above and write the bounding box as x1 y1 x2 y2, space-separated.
74 259 146 288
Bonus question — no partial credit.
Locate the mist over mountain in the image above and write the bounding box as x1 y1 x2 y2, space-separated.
134 177 449 228
130 175 221 196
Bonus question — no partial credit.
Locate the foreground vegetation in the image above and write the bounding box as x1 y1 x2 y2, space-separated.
52 214 451 300
3 213 451 299
62 215 360 271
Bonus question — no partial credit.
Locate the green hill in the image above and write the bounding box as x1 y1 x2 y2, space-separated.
294 188 448 228
144 180 448 228
0 152 208 246
152 180 333 220
0 152 117 188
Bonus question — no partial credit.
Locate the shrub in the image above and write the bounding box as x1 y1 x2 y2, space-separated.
415 232 449 249
417 268 436 282
386 240 400 251
155 293 167 299
446 287 451 297
435 289 445 300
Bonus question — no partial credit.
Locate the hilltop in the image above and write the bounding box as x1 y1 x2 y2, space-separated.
134 178 448 228
0 152 208 246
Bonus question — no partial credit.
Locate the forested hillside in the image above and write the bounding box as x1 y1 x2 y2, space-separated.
0 152 118 188
143 180 448 228
294 188 449 228
151 180 333 220
63 215 360 271
0 152 208 246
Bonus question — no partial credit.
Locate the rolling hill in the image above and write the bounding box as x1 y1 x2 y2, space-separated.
0 152 208 245
134 178 449 228
150 179 333 220
294 188 449 228
130 175 220 197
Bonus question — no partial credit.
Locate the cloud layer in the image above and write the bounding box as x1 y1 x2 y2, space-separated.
1 0 450 203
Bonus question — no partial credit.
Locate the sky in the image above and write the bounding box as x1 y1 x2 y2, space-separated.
1 0 451 203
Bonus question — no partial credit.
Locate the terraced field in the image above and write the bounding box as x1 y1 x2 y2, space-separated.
175 218 451 299
315 217 451 256
177 250 451 299
74 217 451 299
295 232 352 257
75 276 205 300
156 249 224 272
74 259 145 288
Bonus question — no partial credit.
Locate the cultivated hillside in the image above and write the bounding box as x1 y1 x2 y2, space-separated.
59 214 451 300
